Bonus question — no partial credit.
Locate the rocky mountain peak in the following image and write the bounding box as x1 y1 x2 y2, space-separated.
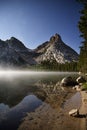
10 36 18 41
6 36 23 45
50 33 63 43
35 34 79 64
0 37 36 66
6 37 28 51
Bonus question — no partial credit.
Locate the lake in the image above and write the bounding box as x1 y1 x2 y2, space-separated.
0 71 78 130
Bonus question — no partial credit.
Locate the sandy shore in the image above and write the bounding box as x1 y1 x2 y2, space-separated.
18 86 87 130
79 91 87 130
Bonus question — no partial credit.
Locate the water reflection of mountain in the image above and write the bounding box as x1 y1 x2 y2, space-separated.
35 81 62 94
0 86 36 107
0 95 42 130
0 72 77 108
34 80 72 109
0 78 62 108
0 80 41 107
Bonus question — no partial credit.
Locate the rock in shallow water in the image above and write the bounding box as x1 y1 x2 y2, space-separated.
61 76 78 87
76 76 86 84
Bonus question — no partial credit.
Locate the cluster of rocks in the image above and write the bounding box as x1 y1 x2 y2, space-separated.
73 76 86 91
61 75 86 91
61 76 78 87
60 73 87 117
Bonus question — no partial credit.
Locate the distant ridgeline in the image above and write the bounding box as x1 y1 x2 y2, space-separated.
0 34 79 71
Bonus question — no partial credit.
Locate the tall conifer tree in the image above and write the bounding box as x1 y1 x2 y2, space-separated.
78 0 87 72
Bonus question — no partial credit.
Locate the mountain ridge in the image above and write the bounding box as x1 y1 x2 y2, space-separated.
0 34 79 66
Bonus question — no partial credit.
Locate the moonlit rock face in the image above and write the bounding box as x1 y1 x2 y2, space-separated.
35 34 79 64
0 37 36 66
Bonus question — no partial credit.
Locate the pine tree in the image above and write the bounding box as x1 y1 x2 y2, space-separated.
78 0 87 72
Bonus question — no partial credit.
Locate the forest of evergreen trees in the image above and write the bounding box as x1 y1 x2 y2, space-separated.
40 60 78 71
78 0 87 73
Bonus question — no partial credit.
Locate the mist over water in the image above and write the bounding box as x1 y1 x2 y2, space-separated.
0 69 77 79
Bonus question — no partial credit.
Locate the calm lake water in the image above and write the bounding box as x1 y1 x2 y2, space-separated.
0 71 78 130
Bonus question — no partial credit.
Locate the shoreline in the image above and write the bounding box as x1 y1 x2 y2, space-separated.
79 90 87 130
18 88 83 130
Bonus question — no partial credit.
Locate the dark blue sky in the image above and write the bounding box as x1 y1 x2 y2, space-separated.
0 0 82 53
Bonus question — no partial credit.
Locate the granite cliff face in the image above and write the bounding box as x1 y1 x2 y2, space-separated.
0 37 36 66
34 34 79 64
0 34 78 66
